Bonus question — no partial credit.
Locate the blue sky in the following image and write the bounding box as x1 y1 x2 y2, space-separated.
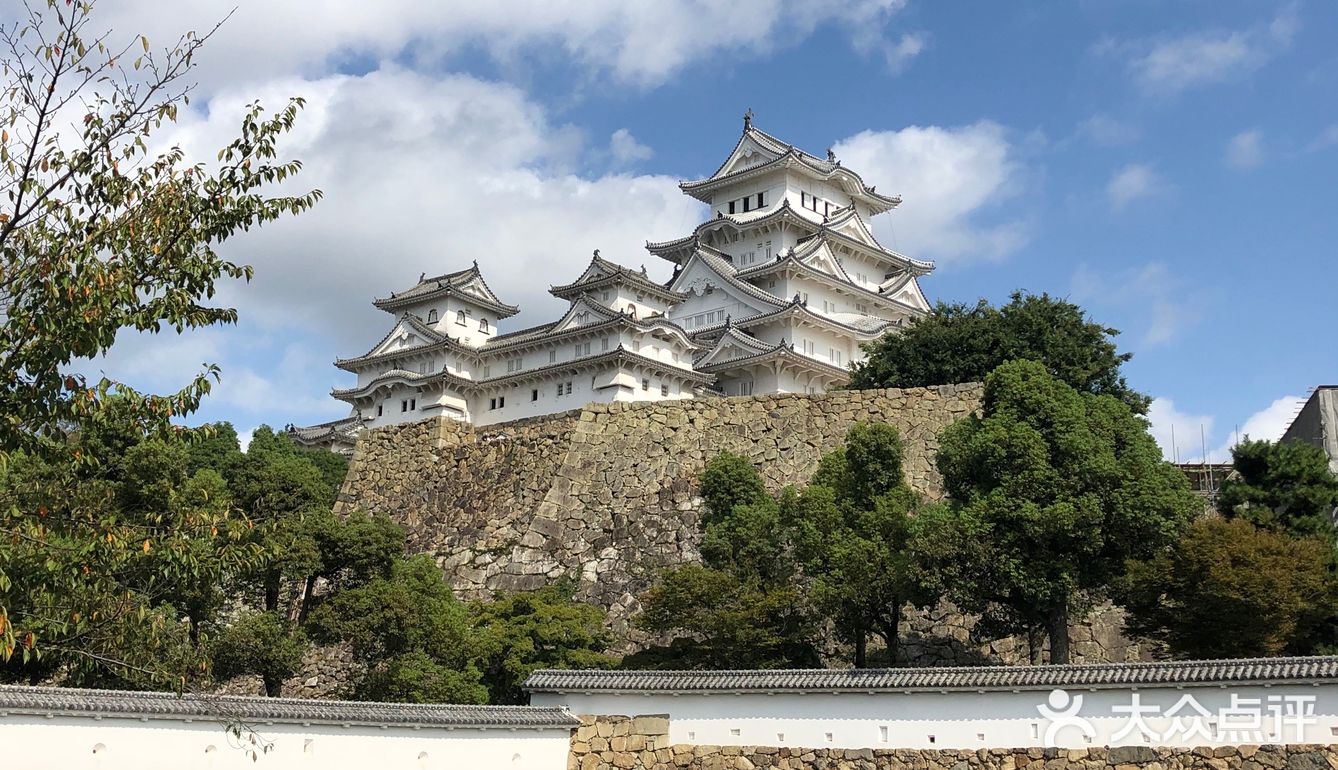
87 0 1336 458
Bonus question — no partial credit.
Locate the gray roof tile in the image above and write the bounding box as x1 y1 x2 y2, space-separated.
0 685 578 729
524 657 1338 694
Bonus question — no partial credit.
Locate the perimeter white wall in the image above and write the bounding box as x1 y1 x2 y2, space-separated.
532 684 1338 751
0 715 571 770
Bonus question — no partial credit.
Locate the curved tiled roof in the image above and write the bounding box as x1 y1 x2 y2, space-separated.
525 657 1338 694
550 253 685 303
0 685 578 729
684 125 900 214
374 265 519 318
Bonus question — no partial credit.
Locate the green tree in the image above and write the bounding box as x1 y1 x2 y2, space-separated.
306 554 486 704
210 610 308 697
931 360 1197 663
0 0 317 683
793 423 930 666
1219 439 1338 538
1123 518 1338 658
469 580 615 705
632 453 820 669
850 293 1148 413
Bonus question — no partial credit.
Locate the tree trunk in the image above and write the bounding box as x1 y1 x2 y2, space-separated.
297 574 316 625
879 601 903 667
854 632 867 668
1027 624 1044 665
262 672 281 698
1048 604 1071 665
264 571 280 613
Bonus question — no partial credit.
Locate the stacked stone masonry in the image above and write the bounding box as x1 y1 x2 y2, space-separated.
337 385 1150 663
569 716 1338 770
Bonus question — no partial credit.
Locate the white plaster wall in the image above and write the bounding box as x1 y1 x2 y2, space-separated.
534 685 1338 751
0 715 570 770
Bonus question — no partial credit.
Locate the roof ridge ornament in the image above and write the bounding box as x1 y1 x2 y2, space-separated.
593 248 600 258
826 147 836 163
743 108 753 130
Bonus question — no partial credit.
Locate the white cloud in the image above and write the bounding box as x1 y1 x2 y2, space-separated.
97 0 916 91
609 129 653 164
1106 163 1165 210
1071 262 1203 348
1308 124 1338 152
1148 394 1307 464
1105 5 1299 95
1147 397 1216 463
1079 114 1140 146
1225 130 1264 169
833 122 1028 264
871 31 929 73
103 66 705 420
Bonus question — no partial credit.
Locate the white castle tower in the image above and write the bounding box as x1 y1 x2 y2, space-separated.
292 114 933 450
651 110 933 395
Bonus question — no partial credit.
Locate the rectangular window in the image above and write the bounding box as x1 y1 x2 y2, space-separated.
483 365 491 377
549 350 556 363
801 292 809 304
756 192 764 208
803 339 816 355
765 240 772 259
728 200 736 215
565 381 573 395
531 389 538 402
742 197 751 213
660 384 669 396
642 378 650 391
376 405 383 417
601 337 609 351
401 400 408 412
489 398 497 410
831 349 843 365
824 201 831 216
498 396 505 408
633 339 641 352
602 291 610 301
801 191 808 207
410 398 416 410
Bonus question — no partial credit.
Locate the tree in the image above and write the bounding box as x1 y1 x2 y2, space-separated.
1123 518 1338 658
0 0 317 684
849 293 1149 413
632 563 819 670
632 453 820 669
210 611 308 697
792 423 930 666
469 580 615 705
306 554 487 704
1218 439 1338 538
931 360 1198 663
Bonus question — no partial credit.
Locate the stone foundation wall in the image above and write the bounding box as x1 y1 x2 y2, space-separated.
336 384 1149 663
569 716 1334 770
337 385 981 644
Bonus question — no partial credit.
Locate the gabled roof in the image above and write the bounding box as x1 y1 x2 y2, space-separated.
481 308 701 357
550 252 686 304
525 656 1338 695
667 246 790 312
735 243 928 318
546 295 626 334
696 344 854 382
806 206 936 276
647 198 823 264
692 326 777 369
374 263 519 318
688 299 897 343
335 313 465 372
0 684 579 729
680 121 901 215
474 347 714 389
332 367 476 402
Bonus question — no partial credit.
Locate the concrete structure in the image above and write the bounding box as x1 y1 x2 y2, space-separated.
294 115 932 443
1282 386 1338 476
529 657 1338 753
0 685 576 770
